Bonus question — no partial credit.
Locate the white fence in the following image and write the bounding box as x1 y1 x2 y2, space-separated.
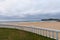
15 26 60 40
0 25 60 40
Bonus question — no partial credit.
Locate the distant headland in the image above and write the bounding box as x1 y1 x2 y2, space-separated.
41 18 60 22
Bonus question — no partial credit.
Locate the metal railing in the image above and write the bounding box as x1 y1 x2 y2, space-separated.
0 25 60 40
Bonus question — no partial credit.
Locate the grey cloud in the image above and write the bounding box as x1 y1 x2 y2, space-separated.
0 0 60 19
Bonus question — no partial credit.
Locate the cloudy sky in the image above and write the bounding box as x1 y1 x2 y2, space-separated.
0 0 60 21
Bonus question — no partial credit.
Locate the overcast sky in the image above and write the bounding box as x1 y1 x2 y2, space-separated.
0 0 60 19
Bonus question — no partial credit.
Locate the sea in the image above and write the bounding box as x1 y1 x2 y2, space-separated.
0 19 41 22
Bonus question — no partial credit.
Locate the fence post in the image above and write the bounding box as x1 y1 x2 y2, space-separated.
43 30 44 36
48 31 50 37
56 32 58 40
52 31 54 38
40 29 42 35
46 30 47 37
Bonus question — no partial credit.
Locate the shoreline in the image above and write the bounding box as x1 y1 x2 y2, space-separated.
1 22 59 30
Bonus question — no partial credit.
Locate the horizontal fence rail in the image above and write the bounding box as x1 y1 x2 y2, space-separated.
0 24 60 40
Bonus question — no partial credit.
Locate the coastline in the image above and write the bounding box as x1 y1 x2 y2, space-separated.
2 21 60 30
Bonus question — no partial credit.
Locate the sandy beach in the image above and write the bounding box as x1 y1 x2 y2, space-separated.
6 22 60 30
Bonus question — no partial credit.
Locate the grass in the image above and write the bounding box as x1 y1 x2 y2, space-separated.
0 28 55 40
